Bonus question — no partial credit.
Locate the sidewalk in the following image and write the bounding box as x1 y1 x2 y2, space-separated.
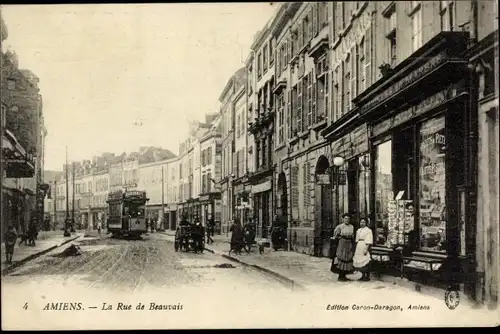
1 230 83 274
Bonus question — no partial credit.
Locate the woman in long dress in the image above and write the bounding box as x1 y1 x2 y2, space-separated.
353 218 373 281
229 218 244 255
331 213 355 281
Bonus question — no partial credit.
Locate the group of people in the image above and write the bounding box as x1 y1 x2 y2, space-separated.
3 219 39 265
331 213 374 282
228 218 256 255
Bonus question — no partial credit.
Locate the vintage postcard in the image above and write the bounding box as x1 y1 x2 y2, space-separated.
1 2 499 330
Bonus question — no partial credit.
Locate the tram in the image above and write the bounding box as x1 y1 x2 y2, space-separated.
107 189 149 238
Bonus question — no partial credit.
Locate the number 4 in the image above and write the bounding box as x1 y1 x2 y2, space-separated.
23 303 28 310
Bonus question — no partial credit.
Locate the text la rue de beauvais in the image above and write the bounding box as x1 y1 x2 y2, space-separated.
42 302 183 311
326 304 431 312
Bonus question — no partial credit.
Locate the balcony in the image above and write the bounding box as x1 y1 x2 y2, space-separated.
248 108 275 135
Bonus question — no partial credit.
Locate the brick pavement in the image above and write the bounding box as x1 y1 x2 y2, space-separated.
1 230 83 272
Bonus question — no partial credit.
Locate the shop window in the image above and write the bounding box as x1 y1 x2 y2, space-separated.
358 154 371 219
419 116 446 253
374 140 393 246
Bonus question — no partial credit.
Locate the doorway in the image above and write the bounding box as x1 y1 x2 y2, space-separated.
314 156 333 257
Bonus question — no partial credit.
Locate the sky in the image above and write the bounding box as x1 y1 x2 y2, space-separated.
1 3 276 171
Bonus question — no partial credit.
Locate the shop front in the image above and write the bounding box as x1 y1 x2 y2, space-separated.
198 191 221 230
250 177 273 239
354 32 475 296
320 123 370 258
233 178 252 226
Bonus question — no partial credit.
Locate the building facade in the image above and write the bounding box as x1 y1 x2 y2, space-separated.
248 11 280 239
198 118 222 231
219 68 246 234
1 13 47 236
313 0 499 305
232 84 252 224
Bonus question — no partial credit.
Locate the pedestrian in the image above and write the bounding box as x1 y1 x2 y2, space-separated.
4 224 18 264
229 218 244 255
353 217 373 281
28 219 37 246
330 213 355 281
206 217 214 244
96 219 102 238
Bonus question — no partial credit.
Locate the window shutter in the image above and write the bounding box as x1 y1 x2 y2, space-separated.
303 75 309 130
312 79 317 124
312 2 318 36
287 90 292 139
351 46 356 101
365 25 372 88
297 81 303 133
308 72 313 126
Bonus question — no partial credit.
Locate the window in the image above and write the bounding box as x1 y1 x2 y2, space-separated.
269 39 274 64
440 1 454 32
334 66 341 122
322 72 328 122
419 116 446 253
287 90 292 139
277 93 285 144
303 73 310 130
257 52 262 77
303 162 310 219
344 55 351 114
291 166 299 218
303 16 310 47
374 140 393 246
411 3 423 52
297 79 303 133
262 138 267 168
291 85 298 136
351 46 357 101
263 45 268 72
359 38 366 92
256 140 261 168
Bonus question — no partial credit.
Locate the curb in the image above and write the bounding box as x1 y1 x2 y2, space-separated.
204 246 305 291
2 235 81 276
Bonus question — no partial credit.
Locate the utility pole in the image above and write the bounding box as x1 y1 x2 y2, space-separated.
64 146 70 236
71 161 75 232
161 164 165 231
53 179 57 231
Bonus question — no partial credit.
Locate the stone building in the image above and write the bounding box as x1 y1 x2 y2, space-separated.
1 13 47 235
248 10 281 239
219 68 246 234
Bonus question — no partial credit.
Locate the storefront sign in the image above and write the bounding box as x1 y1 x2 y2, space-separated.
316 174 330 185
199 194 210 202
252 181 272 194
362 51 448 114
372 86 454 137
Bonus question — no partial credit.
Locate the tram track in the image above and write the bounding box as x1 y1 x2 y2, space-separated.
132 243 149 292
88 243 131 288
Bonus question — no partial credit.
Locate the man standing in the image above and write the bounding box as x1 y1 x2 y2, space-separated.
4 225 18 264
